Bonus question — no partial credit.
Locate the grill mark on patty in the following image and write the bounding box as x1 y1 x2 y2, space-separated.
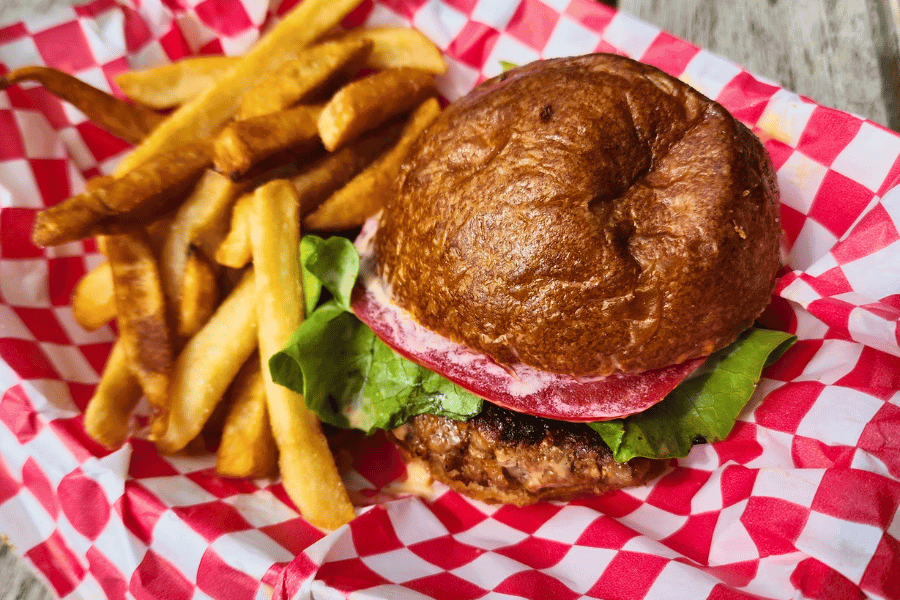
391 402 667 505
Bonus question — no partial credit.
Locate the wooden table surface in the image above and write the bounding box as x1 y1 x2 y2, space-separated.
620 0 900 131
1 0 898 598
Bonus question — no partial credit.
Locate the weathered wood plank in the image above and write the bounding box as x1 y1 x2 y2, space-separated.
0 544 53 600
620 0 900 131
0 0 75 23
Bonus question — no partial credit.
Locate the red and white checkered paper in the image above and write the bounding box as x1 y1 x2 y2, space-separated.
1 0 899 598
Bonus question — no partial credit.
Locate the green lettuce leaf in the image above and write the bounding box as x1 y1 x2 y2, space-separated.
299 236 323 316
270 235 483 434
275 235 794 460
299 234 358 310
589 328 795 461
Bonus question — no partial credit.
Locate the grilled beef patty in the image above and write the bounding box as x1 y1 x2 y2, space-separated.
391 403 667 505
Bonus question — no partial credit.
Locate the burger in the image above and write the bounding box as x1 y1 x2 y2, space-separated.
270 53 793 505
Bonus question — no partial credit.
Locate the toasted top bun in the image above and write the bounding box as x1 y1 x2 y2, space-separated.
375 53 781 377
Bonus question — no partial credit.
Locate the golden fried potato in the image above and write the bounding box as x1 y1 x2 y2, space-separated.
214 192 254 269
214 105 322 179
318 68 435 151
32 141 213 247
83 339 142 449
237 38 372 119
177 250 219 338
105 230 173 437
306 97 440 230
216 357 277 478
86 176 115 192
250 179 354 529
1 66 164 144
155 269 258 454
332 27 447 74
71 261 115 331
114 0 364 176
290 120 403 217
116 56 238 110
159 169 241 305
212 124 398 267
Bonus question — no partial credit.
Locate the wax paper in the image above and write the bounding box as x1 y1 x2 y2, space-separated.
1 1 899 599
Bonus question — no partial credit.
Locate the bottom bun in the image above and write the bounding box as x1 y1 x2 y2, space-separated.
390 403 667 505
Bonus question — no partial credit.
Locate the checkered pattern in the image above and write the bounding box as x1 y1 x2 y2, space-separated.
1 1 899 599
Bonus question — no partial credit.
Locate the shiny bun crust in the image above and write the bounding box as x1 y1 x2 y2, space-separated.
375 53 781 377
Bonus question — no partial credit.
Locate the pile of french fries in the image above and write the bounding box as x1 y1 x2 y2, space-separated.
10 0 446 530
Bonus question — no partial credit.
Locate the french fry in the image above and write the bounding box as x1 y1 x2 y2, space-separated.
71 261 115 331
159 169 241 304
291 121 402 216
0 66 165 144
83 339 143 449
213 105 322 179
114 26 449 111
86 176 115 192
216 357 277 478
154 269 258 454
222 146 315 187
237 38 372 119
191 222 230 262
73 219 170 333
317 68 435 151
190 170 247 260
197 383 234 453
105 230 173 435
114 0 364 176
116 56 238 109
87 180 116 257
332 27 447 74
214 192 254 269
250 179 353 529
42 0 456 529
32 141 213 247
212 126 397 269
177 250 219 338
146 216 174 252
306 97 441 230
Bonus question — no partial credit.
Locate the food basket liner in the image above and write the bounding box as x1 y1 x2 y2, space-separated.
0 1 898 599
